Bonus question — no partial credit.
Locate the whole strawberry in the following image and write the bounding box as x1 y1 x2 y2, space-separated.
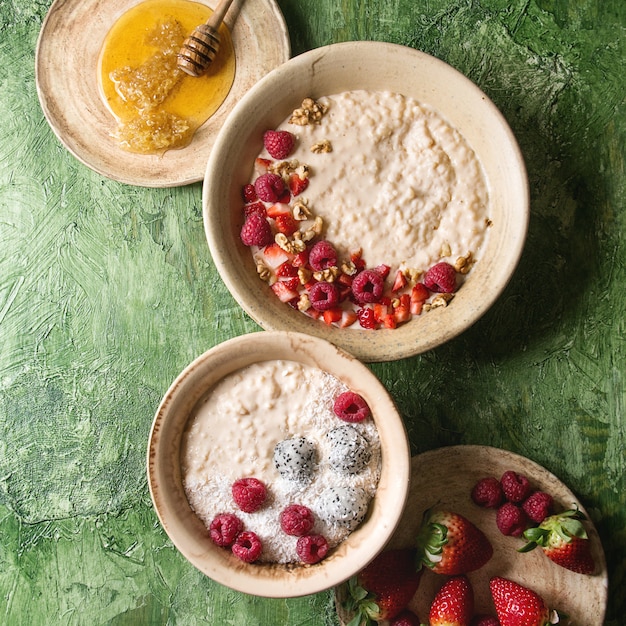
416 510 493 575
339 548 422 625
520 508 595 574
490 577 558 626
429 575 474 626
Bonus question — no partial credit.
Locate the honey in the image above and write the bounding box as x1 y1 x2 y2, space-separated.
98 0 236 155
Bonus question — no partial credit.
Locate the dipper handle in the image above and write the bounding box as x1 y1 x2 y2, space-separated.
177 0 236 77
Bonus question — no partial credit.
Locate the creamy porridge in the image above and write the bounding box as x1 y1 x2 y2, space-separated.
181 360 381 564
239 91 492 329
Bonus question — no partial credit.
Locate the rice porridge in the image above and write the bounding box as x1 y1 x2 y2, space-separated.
239 91 492 329
181 360 381 564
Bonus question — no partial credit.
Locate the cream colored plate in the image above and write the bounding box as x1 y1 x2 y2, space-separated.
35 0 290 187
337 446 607 625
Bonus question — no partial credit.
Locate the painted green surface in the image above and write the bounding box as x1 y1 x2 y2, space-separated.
0 0 624 624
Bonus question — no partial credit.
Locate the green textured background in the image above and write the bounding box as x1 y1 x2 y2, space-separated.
1 0 624 624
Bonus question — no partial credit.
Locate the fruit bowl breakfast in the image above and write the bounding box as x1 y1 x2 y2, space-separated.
146 331 410 598
203 41 529 361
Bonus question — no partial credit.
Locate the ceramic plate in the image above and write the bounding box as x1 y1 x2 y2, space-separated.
35 0 290 187
337 445 607 624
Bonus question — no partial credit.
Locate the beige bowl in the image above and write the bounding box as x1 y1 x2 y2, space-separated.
203 41 529 362
147 331 410 598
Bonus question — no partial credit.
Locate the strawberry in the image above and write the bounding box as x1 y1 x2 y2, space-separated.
410 283 429 315
340 548 422 626
391 269 407 292
323 307 343 325
490 577 558 626
429 575 474 626
288 172 309 196
416 510 493 575
339 310 358 328
274 213 298 236
271 281 299 303
262 243 292 269
519 508 595 574
266 203 291 218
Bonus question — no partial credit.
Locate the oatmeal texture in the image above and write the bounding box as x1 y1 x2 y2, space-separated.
181 360 381 563
258 90 489 272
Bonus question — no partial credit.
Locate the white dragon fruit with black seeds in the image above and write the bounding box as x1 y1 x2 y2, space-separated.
317 486 369 531
326 425 371 475
273 437 317 483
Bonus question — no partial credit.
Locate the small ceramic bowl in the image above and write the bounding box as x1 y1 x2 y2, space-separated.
147 331 410 598
203 41 529 362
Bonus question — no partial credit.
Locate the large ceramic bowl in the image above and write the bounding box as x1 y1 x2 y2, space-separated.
203 41 529 362
147 331 410 598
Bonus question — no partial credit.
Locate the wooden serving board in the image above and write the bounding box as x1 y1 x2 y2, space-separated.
337 445 607 625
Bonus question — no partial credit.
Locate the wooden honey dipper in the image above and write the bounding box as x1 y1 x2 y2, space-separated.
177 0 236 77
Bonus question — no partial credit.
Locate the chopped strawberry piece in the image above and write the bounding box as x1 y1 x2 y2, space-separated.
263 243 293 269
306 308 321 320
383 313 397 329
337 273 354 287
350 250 366 272
277 188 291 204
276 262 298 278
393 303 411 323
339 310 358 328
373 303 388 323
288 173 309 196
292 250 309 267
372 264 391 279
411 283 429 302
323 307 343 325
337 283 352 302
271 281 299 303
275 214 298 236
254 157 272 174
266 203 291 218
280 277 300 291
391 269 407 292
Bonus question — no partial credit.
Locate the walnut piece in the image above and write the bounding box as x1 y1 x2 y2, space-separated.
311 140 333 154
289 98 328 126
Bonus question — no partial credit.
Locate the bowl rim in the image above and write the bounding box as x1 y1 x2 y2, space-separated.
146 330 411 597
203 41 530 361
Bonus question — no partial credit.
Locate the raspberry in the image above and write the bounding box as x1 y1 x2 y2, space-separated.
471 476 504 508
522 491 553 523
240 213 273 247
308 240 337 271
390 610 421 626
308 281 340 311
241 183 257 203
243 201 267 219
351 269 385 304
231 477 267 513
357 307 377 329
254 172 286 202
496 502 528 536
470 616 500 626
423 261 458 293
500 470 531 503
333 391 371 423
232 531 262 563
209 513 244 547
296 534 329 564
279 504 315 536
263 129 295 159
